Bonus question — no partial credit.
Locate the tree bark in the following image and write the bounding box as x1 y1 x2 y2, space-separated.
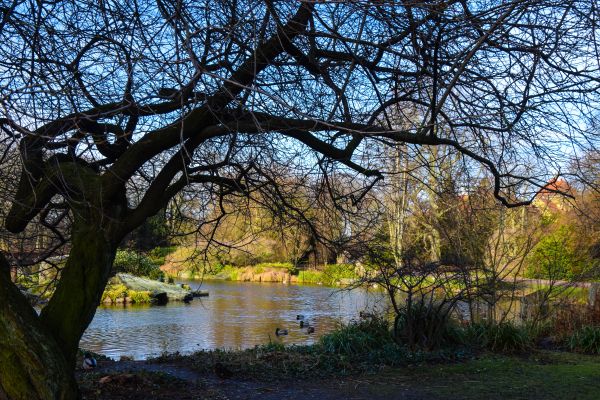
0 253 79 400
40 208 121 366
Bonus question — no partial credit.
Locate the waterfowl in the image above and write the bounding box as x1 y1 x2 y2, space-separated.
275 328 289 336
300 320 310 328
307 326 315 334
82 353 97 370
296 314 305 320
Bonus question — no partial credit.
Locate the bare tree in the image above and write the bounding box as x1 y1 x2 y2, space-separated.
1 0 600 397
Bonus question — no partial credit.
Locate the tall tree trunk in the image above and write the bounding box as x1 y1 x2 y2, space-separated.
0 253 78 400
40 208 120 366
1 195 126 399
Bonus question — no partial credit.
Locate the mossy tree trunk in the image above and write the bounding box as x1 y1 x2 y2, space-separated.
0 253 78 400
40 209 121 366
1 191 126 399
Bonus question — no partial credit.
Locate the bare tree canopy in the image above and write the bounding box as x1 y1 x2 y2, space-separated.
1 0 600 398
2 0 599 224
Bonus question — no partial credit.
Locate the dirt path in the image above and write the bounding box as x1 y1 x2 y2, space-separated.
88 360 430 400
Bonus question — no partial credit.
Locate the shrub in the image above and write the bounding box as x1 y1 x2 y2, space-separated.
322 264 357 285
319 316 396 359
207 262 226 275
525 226 586 281
128 290 152 304
103 284 128 303
147 246 177 266
568 326 600 354
113 249 164 280
393 301 462 350
298 270 323 284
297 264 357 285
214 265 240 281
466 322 533 353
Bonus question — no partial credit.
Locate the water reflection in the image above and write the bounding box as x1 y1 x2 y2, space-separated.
80 281 387 360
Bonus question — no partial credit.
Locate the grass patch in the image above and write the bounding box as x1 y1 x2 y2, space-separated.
297 264 358 286
254 262 296 272
465 322 533 354
412 351 600 400
568 326 600 354
298 269 323 284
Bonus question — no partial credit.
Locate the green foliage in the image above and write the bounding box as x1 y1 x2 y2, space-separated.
131 212 170 251
322 263 356 283
207 262 226 275
103 284 128 303
299 264 357 285
320 316 394 357
525 226 586 281
465 322 533 353
101 285 153 304
147 246 177 266
254 262 298 275
568 326 600 354
298 269 323 284
113 250 164 280
393 301 462 350
217 265 240 281
128 290 152 304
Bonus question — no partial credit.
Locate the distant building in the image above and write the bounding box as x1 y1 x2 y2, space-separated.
533 178 574 213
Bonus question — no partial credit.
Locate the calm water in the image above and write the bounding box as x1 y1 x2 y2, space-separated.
80 281 387 360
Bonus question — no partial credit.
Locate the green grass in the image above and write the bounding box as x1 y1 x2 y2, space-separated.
253 262 294 269
297 269 324 284
408 351 600 400
298 264 357 286
568 326 600 354
465 322 533 354
153 341 600 399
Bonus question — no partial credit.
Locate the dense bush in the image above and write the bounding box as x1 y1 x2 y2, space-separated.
465 322 533 354
393 301 463 350
297 269 323 284
322 263 357 283
128 290 152 304
147 246 177 266
101 286 152 304
295 264 357 285
102 284 128 303
525 227 586 281
568 326 600 354
113 250 164 280
320 316 393 356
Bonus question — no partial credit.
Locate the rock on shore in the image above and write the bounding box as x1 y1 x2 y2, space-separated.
103 273 194 304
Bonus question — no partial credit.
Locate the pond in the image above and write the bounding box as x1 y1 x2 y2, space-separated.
80 280 387 360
